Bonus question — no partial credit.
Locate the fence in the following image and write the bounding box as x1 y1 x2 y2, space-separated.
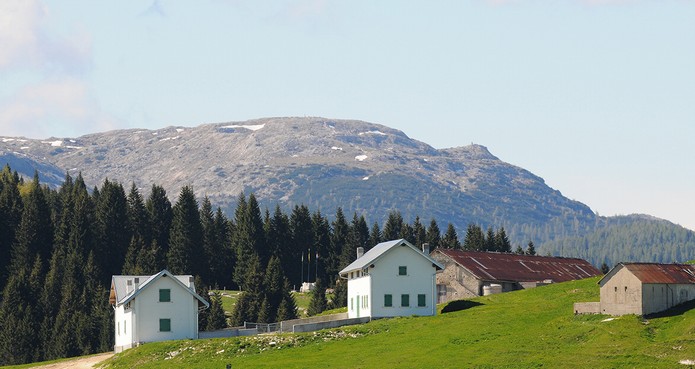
243 322 281 333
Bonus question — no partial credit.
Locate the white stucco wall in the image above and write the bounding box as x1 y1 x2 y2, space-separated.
599 266 643 315
346 245 438 318
114 275 199 351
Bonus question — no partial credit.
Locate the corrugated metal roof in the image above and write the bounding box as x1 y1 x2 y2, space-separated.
622 263 695 284
339 239 443 275
435 249 601 283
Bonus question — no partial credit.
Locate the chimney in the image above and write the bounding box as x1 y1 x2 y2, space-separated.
126 279 133 294
189 276 195 289
356 247 364 259
422 243 430 255
134 277 140 291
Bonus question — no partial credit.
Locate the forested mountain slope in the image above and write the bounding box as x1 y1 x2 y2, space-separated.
1 117 693 265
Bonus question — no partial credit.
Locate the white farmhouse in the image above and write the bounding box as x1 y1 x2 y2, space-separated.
339 239 443 319
109 269 209 353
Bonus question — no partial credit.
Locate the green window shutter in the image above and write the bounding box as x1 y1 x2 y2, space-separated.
384 294 392 307
159 318 171 332
401 294 409 307
398 266 407 275
159 289 171 302
418 294 426 307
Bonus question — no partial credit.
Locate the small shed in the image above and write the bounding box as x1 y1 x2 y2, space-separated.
597 263 695 316
432 249 601 303
110 269 209 352
339 239 443 319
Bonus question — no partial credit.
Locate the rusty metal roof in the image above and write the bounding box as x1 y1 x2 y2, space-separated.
434 249 601 283
622 263 695 284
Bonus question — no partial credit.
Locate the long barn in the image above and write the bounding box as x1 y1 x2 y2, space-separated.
431 249 601 303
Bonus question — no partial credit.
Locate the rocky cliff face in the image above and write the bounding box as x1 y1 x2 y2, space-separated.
0 117 597 243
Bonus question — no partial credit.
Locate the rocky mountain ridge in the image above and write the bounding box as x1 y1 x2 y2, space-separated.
2 117 693 265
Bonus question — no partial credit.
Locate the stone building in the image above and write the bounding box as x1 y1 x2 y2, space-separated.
431 249 601 303
575 263 695 316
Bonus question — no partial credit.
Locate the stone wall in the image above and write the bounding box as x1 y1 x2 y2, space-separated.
573 302 600 315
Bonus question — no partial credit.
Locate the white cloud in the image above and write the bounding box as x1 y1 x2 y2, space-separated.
0 78 118 139
0 0 91 73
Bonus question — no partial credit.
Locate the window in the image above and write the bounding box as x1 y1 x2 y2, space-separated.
350 297 354 311
384 294 392 307
118 322 120 336
418 294 426 307
124 320 126 334
401 294 410 307
159 289 171 302
398 266 407 276
160 318 171 332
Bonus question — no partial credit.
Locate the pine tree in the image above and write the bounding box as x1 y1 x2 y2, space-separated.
167 186 204 276
311 210 330 284
426 218 441 251
463 224 485 251
368 221 382 249
329 208 349 286
412 216 427 249
382 210 404 241
601 262 610 274
206 292 227 330
200 196 217 285
442 223 461 249
342 213 369 268
145 184 173 260
95 179 129 280
232 193 266 288
515 245 524 254
307 278 328 316
276 278 299 321
495 227 512 253
399 223 415 244
261 256 284 323
230 254 264 325
289 204 313 287
526 240 537 256
329 277 348 309
485 227 496 252
0 165 23 290
127 183 149 244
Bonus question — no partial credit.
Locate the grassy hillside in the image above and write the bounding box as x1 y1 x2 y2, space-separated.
99 277 695 368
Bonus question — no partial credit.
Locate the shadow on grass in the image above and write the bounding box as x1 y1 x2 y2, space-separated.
644 299 695 319
440 299 484 314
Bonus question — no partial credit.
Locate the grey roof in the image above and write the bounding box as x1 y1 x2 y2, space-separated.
339 239 443 275
110 269 209 308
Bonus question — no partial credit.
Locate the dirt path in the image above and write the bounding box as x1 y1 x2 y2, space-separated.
27 353 114 369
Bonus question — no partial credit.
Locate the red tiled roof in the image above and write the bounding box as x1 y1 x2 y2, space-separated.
622 263 695 284
435 249 601 283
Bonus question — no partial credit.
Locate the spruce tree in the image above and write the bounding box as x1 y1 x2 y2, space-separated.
95 179 129 280
276 278 299 321
426 218 441 251
485 227 496 252
330 278 348 309
526 240 537 256
289 204 313 287
311 210 330 283
167 186 204 276
307 278 328 316
368 221 382 249
145 184 173 259
442 223 461 249
127 183 149 244
329 208 349 286
0 165 23 290
262 256 284 323
463 224 485 251
382 210 403 241
412 216 427 249
206 292 228 330
342 213 369 268
495 227 512 253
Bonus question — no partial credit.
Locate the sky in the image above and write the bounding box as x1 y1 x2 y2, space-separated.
1 0 693 231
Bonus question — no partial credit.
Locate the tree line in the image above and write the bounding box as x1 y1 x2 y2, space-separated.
0 164 534 365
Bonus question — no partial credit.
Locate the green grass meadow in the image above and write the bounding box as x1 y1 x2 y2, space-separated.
96 277 695 368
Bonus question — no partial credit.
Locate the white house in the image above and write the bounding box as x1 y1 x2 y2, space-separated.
109 269 209 353
339 239 443 319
